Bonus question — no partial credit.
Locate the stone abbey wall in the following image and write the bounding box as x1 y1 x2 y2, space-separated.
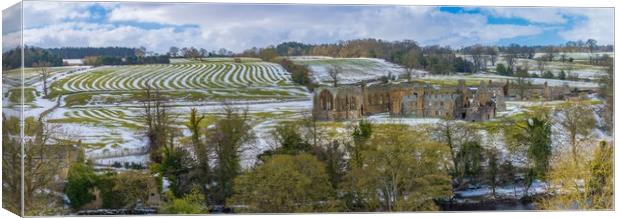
313 79 573 122
314 80 502 121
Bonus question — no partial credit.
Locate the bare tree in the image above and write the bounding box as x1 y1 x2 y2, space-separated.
558 103 596 163
487 47 498 66
328 66 341 87
585 39 597 64
3 115 77 215
141 86 174 163
468 45 485 73
545 46 556 62
135 46 147 58
402 50 420 81
560 53 567 63
598 64 613 130
403 68 414 82
515 60 530 100
504 54 517 72
168 46 179 57
209 103 254 204
33 61 51 98
199 48 208 60
536 57 547 75
433 118 481 187
187 108 211 200
181 47 201 59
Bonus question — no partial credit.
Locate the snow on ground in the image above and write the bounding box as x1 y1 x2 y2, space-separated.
239 103 311 169
454 180 548 200
44 98 314 169
423 73 599 89
240 120 278 168
367 113 442 126
289 56 415 84
23 96 58 118
55 122 146 150
498 100 565 118
497 102 526 117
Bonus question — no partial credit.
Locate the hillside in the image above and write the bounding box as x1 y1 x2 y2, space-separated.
288 56 414 84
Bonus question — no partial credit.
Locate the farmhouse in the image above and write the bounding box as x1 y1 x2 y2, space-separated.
313 79 572 122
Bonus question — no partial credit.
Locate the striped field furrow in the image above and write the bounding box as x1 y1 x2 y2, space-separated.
52 62 308 98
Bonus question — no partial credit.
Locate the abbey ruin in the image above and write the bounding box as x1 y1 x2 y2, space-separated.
312 80 573 122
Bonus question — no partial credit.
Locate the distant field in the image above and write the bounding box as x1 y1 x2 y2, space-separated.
533 52 614 61
418 73 599 89
2 66 80 86
170 57 262 64
49 62 309 102
3 66 79 79
289 56 407 84
457 52 611 80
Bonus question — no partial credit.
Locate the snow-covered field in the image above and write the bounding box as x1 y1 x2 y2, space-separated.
3 61 315 169
43 96 313 168
422 73 599 89
51 63 307 99
289 56 419 84
367 113 442 126
458 52 610 80
532 52 614 60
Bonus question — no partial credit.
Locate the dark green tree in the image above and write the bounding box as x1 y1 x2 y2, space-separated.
558 70 566 80
65 154 98 210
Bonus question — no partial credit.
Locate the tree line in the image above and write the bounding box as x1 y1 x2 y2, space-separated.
2 46 63 70
82 55 170 66
240 39 472 75
167 46 235 59
46 47 138 59
2 46 171 70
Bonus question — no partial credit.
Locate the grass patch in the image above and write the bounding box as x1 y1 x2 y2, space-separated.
47 117 100 125
64 93 94 107
8 87 36 104
81 142 107 149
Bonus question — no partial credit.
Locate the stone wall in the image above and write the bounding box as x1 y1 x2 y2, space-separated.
314 79 571 122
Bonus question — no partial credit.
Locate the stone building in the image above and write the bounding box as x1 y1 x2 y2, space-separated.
505 80 572 101
313 80 505 122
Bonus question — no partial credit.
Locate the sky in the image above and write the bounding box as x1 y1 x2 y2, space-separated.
2 1 615 53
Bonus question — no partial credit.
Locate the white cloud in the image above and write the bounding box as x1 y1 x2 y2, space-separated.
102 4 546 52
22 22 205 53
15 2 613 53
2 2 22 52
23 1 94 27
558 8 614 44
